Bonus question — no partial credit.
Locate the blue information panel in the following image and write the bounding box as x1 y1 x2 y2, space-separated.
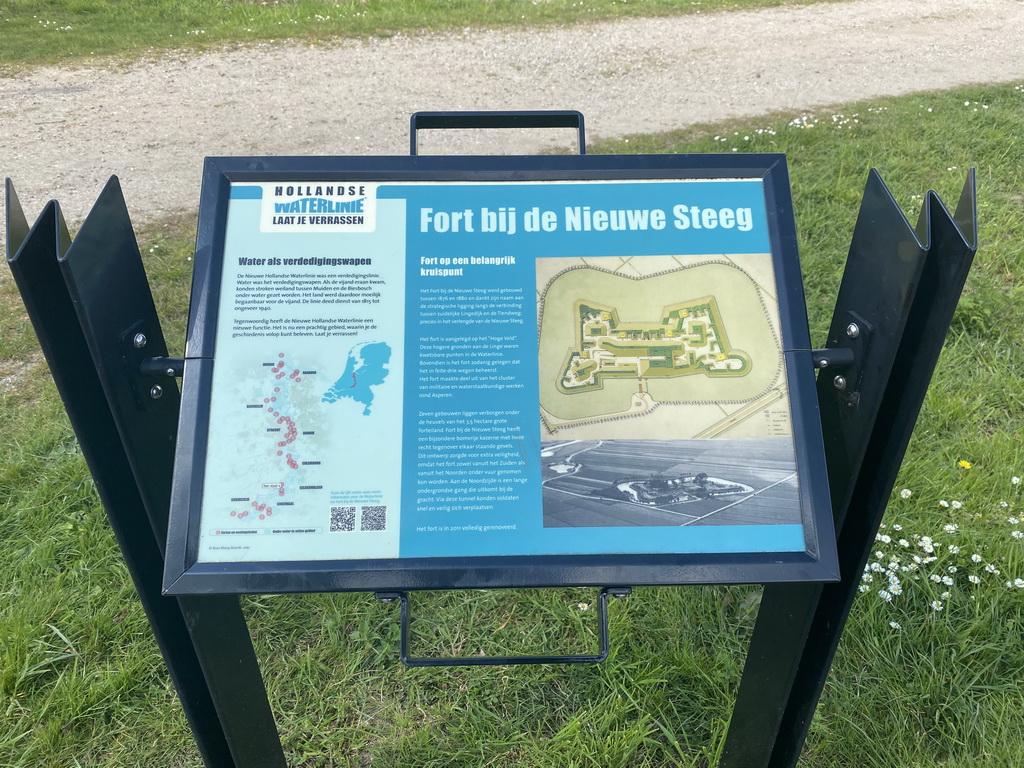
163 154 837 594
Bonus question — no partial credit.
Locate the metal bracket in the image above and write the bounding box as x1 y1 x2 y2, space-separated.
119 319 173 410
120 323 184 408
810 348 855 370
376 587 631 667
813 310 872 406
140 356 185 378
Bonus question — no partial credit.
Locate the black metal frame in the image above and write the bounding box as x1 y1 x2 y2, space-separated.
163 151 837 595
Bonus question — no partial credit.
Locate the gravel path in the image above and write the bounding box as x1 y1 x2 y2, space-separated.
3 0 1024 249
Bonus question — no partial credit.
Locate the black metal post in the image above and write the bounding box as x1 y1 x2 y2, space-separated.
762 172 978 767
720 171 977 767
6 178 286 768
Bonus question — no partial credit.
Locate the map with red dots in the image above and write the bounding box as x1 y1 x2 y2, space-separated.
214 342 393 529
224 351 321 523
196 329 401 562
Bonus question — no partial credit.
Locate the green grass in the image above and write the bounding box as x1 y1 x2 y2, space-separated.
3 81 1024 766
0 0 843 72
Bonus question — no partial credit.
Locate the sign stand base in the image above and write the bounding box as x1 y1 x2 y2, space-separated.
376 587 632 667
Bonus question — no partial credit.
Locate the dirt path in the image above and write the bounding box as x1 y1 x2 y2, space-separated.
3 0 1024 248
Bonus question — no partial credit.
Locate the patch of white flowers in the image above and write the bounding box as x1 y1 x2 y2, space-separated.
862 475 1024 629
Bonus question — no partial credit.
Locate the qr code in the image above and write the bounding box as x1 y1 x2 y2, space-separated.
330 506 356 532
360 505 387 531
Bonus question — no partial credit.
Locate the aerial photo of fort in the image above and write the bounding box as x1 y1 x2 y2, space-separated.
537 255 789 441
557 296 750 396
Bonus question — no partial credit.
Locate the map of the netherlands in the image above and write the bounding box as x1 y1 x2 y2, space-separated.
322 341 392 415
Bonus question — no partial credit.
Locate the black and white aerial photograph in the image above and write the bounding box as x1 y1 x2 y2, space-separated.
541 437 801 527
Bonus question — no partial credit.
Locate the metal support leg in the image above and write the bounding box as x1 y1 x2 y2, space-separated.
6 178 286 768
720 170 977 768
761 173 978 768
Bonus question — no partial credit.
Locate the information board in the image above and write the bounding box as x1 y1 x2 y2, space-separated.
163 154 837 594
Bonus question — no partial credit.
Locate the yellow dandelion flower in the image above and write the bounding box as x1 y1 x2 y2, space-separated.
958 460 972 469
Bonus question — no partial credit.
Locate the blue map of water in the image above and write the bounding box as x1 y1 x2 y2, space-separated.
321 341 391 415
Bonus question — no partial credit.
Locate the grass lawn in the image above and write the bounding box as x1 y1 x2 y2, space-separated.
0 0 845 72
3 82 1024 766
